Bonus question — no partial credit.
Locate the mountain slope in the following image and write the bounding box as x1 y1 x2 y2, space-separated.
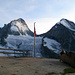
0 18 34 46
42 18 75 58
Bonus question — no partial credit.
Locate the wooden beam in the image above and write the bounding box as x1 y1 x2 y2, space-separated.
0 48 32 51
0 52 32 54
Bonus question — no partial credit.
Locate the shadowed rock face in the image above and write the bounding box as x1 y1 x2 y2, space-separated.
44 19 75 51
41 19 75 58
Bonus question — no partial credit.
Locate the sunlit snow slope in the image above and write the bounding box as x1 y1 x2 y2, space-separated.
43 38 62 54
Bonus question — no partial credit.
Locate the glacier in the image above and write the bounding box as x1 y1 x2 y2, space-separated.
0 35 43 57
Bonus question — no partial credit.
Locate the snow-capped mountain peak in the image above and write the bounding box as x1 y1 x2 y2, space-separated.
58 18 75 31
11 18 27 25
4 18 34 36
10 18 29 35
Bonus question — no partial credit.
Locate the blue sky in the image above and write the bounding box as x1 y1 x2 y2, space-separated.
0 0 75 34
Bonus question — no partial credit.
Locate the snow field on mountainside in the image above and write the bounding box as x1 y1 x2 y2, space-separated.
43 38 62 54
0 35 42 57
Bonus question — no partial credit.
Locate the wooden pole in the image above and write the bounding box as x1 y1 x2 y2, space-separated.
34 32 35 57
34 22 36 57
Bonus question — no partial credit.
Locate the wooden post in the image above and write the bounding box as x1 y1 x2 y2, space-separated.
14 49 15 57
34 22 36 57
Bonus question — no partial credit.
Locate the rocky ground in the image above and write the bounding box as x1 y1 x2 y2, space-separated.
0 57 74 75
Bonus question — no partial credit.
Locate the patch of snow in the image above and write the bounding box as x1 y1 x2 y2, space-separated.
11 25 19 32
0 46 6 48
11 21 15 26
0 53 9 57
16 21 28 32
44 38 62 54
57 22 60 24
55 26 57 28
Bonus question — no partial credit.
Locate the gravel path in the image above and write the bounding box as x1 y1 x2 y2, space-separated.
0 57 73 75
